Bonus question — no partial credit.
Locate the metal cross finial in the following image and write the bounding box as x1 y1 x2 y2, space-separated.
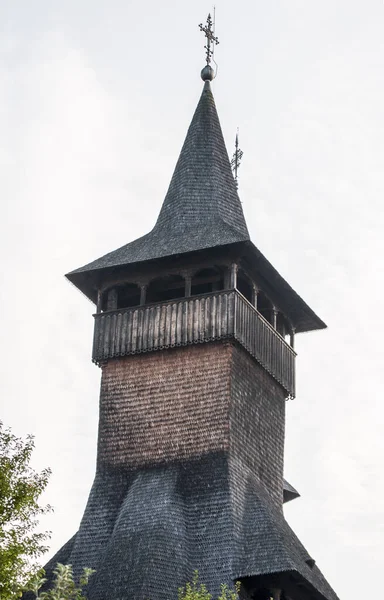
199 13 219 65
231 130 244 187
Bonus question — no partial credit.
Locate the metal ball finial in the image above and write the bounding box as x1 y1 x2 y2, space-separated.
201 65 215 81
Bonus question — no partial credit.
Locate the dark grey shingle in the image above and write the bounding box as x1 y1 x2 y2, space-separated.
68 81 249 276
283 478 300 503
34 455 338 600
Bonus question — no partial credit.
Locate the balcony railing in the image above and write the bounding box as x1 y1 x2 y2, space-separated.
92 290 296 396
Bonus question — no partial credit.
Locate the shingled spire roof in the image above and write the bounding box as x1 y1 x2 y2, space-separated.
68 80 249 277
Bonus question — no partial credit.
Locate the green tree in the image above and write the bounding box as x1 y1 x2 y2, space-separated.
28 563 95 600
178 571 241 600
0 421 52 599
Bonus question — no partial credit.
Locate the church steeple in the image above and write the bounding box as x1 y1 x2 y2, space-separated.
155 79 249 241
43 19 340 600
66 65 324 335
67 78 249 277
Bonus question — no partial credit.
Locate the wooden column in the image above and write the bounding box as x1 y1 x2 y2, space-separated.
107 288 118 311
140 284 147 306
185 275 192 297
252 284 259 309
272 307 278 330
230 263 238 289
290 327 296 349
96 289 102 314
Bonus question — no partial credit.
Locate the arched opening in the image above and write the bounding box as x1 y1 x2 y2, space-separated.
102 283 141 311
191 267 225 296
146 274 185 304
117 283 141 309
237 270 253 304
257 291 273 324
252 588 276 600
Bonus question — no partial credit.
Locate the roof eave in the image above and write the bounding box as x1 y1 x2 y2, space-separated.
65 240 247 304
242 241 327 334
66 239 327 335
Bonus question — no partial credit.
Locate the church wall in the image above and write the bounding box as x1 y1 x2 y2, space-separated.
229 344 286 507
97 342 233 470
97 340 286 508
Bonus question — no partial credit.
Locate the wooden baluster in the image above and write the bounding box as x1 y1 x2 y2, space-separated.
230 263 238 289
290 326 296 349
140 284 147 306
96 289 102 314
252 284 259 310
185 275 192 297
272 307 278 330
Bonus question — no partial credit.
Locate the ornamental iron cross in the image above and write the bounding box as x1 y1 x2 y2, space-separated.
199 13 219 65
231 131 243 185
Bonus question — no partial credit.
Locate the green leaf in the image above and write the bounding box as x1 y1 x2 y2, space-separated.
0 421 52 600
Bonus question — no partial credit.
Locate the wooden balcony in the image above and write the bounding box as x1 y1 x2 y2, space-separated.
92 290 296 396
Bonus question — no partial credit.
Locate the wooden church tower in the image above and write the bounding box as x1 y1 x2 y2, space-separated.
44 17 338 600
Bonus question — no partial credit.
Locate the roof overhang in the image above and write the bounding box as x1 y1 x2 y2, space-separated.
66 240 326 334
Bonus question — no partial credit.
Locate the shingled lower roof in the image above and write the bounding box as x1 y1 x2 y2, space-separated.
68 81 249 276
233 471 338 600
34 455 338 600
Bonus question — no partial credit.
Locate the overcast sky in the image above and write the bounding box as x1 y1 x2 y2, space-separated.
1 1 383 598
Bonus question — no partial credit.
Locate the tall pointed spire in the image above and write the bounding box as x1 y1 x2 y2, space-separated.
68 65 249 276
154 80 249 241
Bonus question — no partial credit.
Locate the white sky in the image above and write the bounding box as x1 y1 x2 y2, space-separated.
1 2 383 599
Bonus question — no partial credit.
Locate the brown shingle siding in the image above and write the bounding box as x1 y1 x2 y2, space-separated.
97 342 232 469
98 340 285 509
229 344 286 507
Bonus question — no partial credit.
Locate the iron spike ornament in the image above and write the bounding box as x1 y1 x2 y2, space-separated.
199 13 219 66
231 130 244 187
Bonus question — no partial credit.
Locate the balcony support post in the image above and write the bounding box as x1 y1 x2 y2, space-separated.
252 284 259 309
290 327 296 349
140 284 147 306
230 263 238 289
272 307 278 330
185 275 192 297
96 290 102 314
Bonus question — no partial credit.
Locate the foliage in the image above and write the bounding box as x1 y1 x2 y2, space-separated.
217 583 241 600
28 563 95 600
178 571 241 600
0 421 52 600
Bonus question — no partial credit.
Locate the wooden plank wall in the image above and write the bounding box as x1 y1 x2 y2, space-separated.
92 290 295 396
234 293 296 396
